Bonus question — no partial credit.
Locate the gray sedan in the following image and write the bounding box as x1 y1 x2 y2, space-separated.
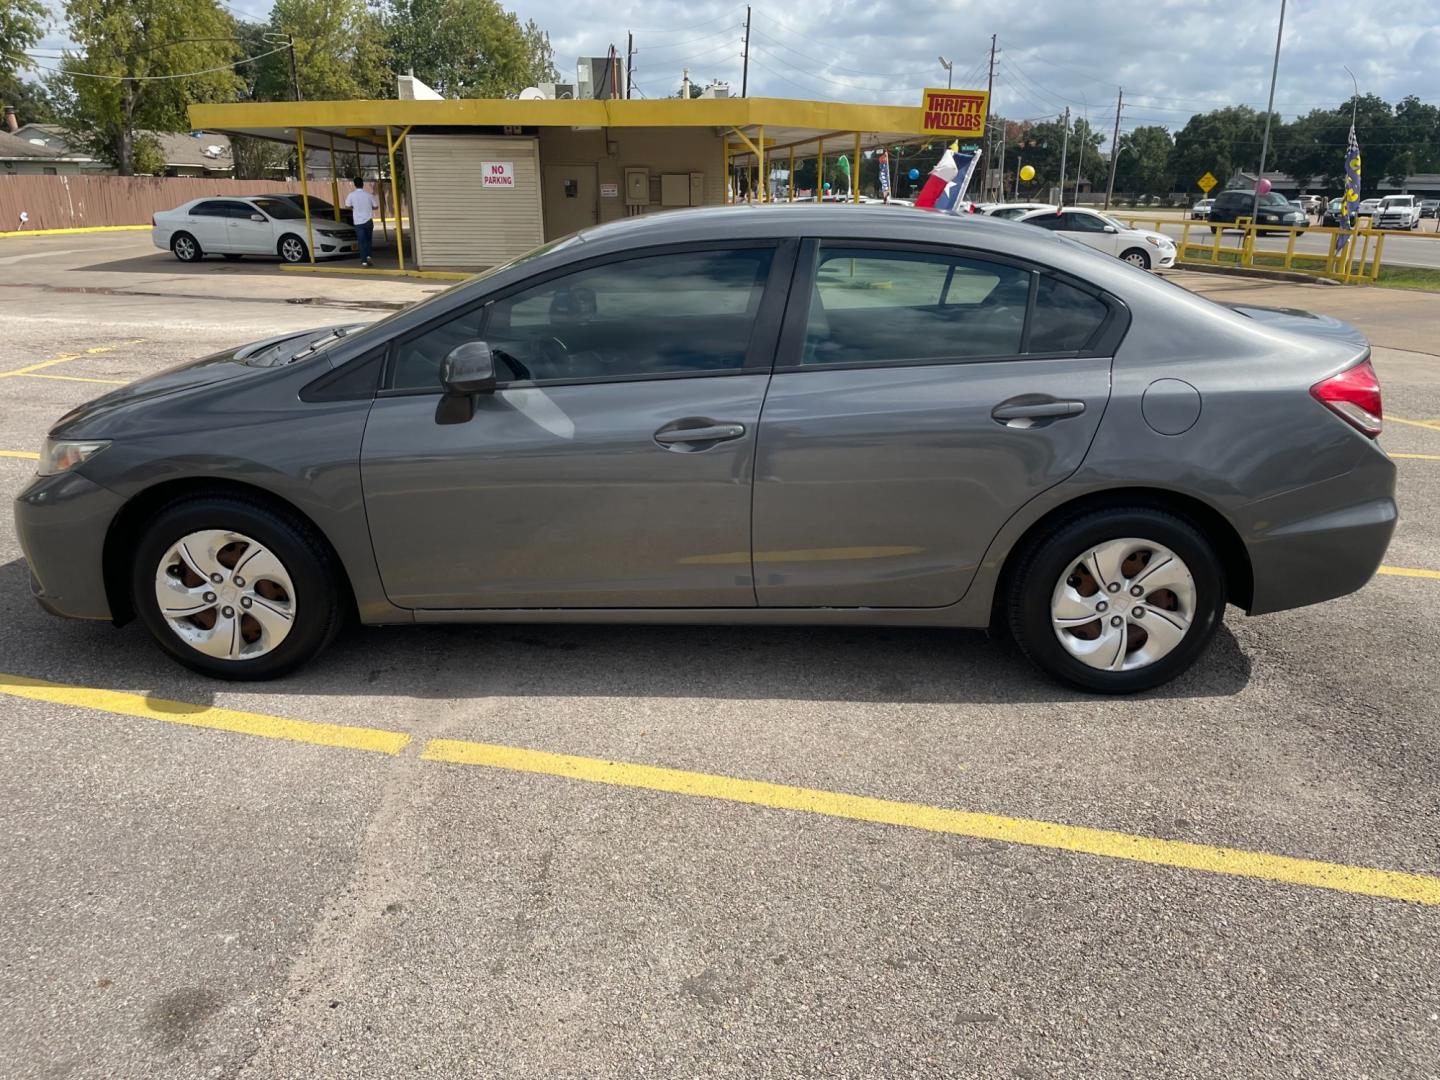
15 206 1396 693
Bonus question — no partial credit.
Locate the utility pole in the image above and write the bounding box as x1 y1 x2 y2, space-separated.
1074 117 1085 204
985 33 997 199
1253 0 1287 223
1104 87 1123 210
285 33 301 102
741 5 751 97
681 68 691 100
626 32 633 100
1057 106 1070 205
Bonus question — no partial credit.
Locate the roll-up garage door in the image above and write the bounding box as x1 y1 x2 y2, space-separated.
404 135 542 269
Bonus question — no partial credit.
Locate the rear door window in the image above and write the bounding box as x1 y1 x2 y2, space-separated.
799 247 1030 365
1027 276 1111 352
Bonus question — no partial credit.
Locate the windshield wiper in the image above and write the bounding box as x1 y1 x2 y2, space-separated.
290 326 350 362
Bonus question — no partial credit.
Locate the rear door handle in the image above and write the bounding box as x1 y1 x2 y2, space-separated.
991 399 1086 427
654 421 747 449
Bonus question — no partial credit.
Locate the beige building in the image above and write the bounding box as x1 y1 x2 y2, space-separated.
190 96 930 271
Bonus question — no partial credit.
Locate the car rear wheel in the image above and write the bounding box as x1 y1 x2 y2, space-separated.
1006 507 1226 693
278 235 308 263
1120 247 1151 270
171 232 202 262
131 496 343 680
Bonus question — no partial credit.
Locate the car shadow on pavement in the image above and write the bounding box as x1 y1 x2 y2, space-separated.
0 558 1252 709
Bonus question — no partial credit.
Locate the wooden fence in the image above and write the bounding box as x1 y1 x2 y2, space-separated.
0 174 372 231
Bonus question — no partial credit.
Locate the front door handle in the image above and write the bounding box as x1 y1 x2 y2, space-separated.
654 421 747 449
991 398 1086 428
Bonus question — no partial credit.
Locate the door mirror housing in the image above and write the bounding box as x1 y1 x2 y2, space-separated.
441 341 497 395
250 213 266 223
1102 224 1119 234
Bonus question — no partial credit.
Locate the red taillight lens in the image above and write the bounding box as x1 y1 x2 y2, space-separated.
1311 357 1382 437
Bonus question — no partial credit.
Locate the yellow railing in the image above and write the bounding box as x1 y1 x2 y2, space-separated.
1117 215 1395 284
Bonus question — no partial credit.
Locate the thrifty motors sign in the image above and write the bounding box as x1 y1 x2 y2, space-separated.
482 161 515 188
920 89 989 139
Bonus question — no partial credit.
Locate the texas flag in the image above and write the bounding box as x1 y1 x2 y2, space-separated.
914 143 982 213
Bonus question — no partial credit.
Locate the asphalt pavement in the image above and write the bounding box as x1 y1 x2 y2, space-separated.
1 234 1438 1079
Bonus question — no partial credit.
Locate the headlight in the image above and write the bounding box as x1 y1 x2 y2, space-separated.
37 438 109 476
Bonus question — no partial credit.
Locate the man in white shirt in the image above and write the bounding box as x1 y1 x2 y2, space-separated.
345 176 379 267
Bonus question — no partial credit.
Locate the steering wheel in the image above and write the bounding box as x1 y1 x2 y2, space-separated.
535 335 571 378
491 346 533 382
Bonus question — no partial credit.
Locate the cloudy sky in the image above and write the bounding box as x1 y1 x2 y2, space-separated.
30 0 1440 141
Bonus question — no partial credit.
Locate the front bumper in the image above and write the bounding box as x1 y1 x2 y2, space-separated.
13 470 126 621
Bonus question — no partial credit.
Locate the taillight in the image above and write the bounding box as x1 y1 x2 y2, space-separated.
1311 357 1382 437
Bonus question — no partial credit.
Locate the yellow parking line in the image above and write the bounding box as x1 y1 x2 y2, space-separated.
421 738 1440 906
0 673 410 755
1391 453 1440 461
21 373 128 385
0 450 39 460
1389 416 1440 432
0 340 143 380
1378 565 1440 580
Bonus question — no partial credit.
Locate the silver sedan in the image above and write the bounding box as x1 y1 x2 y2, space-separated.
17 206 1396 692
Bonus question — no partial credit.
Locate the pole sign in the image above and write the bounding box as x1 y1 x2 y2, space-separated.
1197 171 1218 193
920 89 989 139
481 161 516 189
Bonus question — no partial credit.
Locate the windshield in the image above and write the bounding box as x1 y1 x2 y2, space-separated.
251 198 306 220
1098 212 1129 230
1258 192 1289 207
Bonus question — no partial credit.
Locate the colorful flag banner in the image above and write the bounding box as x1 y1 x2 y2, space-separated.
1336 125 1362 257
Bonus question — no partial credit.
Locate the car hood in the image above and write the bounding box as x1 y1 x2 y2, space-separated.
50 325 355 438
1222 303 1367 347
1125 228 1173 245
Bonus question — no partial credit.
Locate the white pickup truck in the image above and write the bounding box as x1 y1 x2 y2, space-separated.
1372 194 1422 230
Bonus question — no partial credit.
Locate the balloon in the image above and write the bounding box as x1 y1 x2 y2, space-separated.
908 168 920 180
823 182 831 190
1256 178 1272 195
1019 164 1036 182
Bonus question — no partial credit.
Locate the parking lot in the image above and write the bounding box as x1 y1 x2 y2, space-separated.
1 232 1439 1079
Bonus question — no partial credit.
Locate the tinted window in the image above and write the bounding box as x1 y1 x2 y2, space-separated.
801 248 1029 366
1063 212 1108 233
1025 213 1065 230
191 200 233 217
1028 276 1109 352
391 247 774 390
251 198 306 220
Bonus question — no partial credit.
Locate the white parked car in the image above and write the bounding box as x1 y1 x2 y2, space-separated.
982 201 1057 220
1016 206 1177 270
1371 194 1421 230
152 195 359 264
1189 198 1215 220
1357 198 1382 216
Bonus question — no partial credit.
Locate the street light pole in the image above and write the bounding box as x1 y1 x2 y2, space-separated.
938 55 953 89
1252 0 1287 223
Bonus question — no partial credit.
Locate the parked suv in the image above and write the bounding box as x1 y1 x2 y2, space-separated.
1372 195 1421 230
1206 189 1307 235
1420 199 1440 219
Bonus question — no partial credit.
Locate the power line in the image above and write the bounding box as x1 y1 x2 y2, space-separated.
637 26 743 57
15 44 289 81
625 11 744 36
748 28 928 79
746 45 923 97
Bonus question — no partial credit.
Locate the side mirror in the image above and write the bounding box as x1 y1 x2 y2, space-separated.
1102 224 1119 233
441 341 497 395
250 213 266 222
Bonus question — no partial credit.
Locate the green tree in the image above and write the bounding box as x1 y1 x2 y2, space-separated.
1272 94 1425 192
1167 105 1275 193
1112 125 1175 196
386 0 556 99
0 72 58 124
251 0 390 102
49 0 241 175
1 0 51 122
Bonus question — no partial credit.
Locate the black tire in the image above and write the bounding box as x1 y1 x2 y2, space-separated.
171 231 202 262
1120 247 1151 270
131 495 343 680
1006 507 1226 694
222 253 243 261
278 234 308 264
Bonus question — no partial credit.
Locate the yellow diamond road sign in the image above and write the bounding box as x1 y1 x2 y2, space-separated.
1197 171 1218 193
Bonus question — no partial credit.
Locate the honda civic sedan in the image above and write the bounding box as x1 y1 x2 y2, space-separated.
16 206 1396 692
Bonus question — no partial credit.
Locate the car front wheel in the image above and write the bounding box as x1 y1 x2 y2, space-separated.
171 232 202 262
278 235 308 263
131 495 343 679
1120 247 1151 270
1006 507 1226 693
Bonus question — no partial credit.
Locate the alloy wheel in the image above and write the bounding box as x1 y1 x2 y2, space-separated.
173 236 197 261
280 237 306 263
1049 537 1195 672
154 529 297 660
